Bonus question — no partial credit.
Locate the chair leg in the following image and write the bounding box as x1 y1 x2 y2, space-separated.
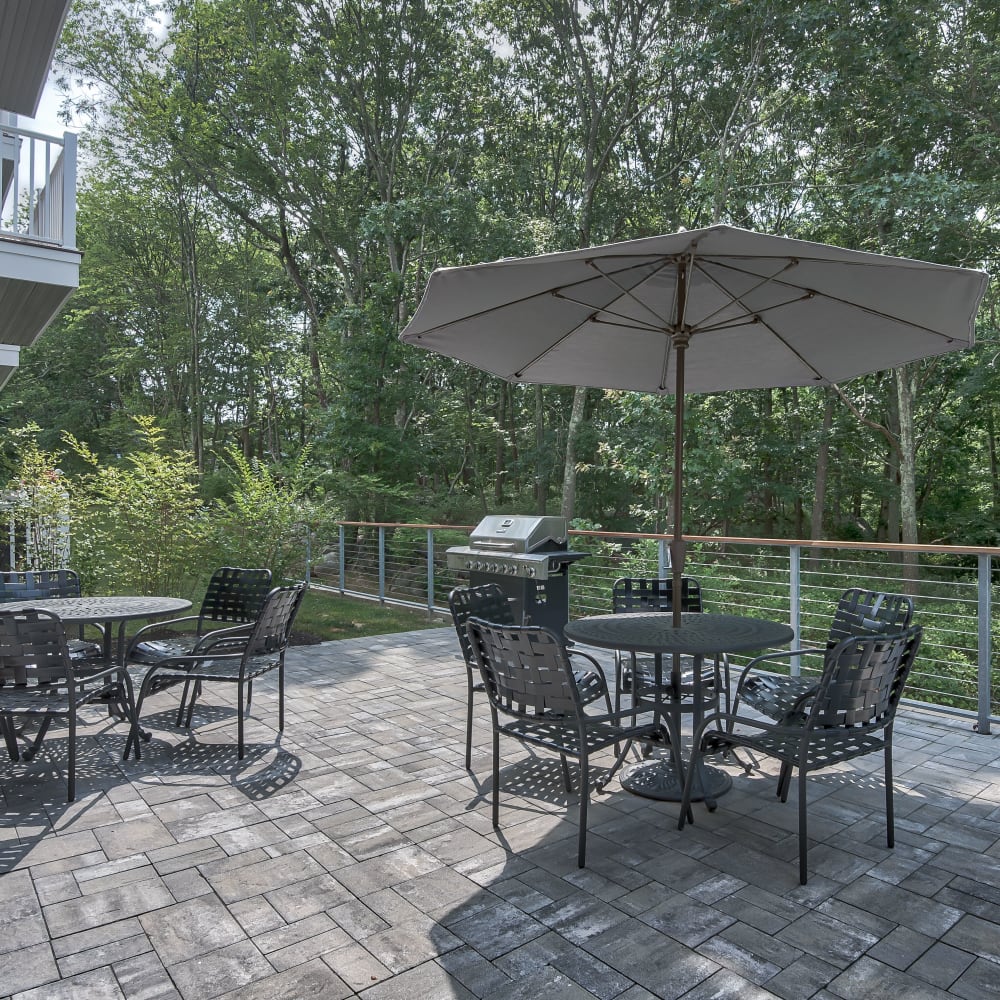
184 680 202 728
126 669 158 759
119 670 140 762
465 676 475 771
598 736 633 793
778 762 792 801
559 753 573 793
237 681 245 760
613 652 624 719
578 754 589 868
798 765 808 885
885 742 895 848
22 715 52 761
1 715 18 760
279 660 285 733
67 711 76 802
175 679 193 727
491 725 500 829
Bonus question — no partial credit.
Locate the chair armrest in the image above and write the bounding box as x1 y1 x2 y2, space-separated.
126 615 202 656
733 645 826 694
191 623 254 654
566 647 610 684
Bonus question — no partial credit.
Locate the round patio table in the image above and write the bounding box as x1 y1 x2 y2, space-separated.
0 595 192 666
564 612 794 803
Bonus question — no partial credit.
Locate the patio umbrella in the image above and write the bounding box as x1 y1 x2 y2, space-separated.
400 224 989 626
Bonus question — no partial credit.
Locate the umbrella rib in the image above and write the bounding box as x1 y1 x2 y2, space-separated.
687 258 799 330
702 258 962 343
408 256 671 340
581 256 680 331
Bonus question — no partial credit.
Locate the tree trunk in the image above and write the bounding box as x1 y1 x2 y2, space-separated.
809 391 833 569
535 385 547 514
560 386 588 521
895 366 920 594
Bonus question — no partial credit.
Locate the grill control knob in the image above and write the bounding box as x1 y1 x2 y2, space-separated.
465 560 474 570
525 566 536 578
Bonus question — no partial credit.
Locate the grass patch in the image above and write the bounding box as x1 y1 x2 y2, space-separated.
294 587 448 642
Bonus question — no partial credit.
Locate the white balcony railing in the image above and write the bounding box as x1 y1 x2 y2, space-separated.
0 115 76 249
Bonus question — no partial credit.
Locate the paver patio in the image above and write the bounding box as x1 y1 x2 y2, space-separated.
1 626 998 999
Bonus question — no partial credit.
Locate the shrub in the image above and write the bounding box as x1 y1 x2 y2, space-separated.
64 417 213 595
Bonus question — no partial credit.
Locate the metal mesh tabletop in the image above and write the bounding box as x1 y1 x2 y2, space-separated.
0 596 192 623
565 612 794 655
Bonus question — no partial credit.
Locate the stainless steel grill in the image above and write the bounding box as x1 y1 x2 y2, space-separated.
447 515 587 637
446 514 585 580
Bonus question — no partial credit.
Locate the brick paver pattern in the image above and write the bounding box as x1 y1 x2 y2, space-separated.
1 627 998 999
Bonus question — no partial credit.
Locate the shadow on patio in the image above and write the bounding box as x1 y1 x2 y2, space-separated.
1 627 998 999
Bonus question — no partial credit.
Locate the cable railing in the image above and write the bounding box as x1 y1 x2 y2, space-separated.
309 521 999 735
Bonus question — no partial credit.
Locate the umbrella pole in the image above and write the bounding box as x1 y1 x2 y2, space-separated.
670 330 688 629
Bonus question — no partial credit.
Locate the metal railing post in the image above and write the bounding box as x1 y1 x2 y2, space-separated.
977 554 992 734
426 528 435 612
338 525 346 593
378 526 386 602
658 538 669 579
790 544 801 673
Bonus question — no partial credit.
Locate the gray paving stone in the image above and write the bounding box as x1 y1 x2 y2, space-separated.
826 955 955 999
216 958 352 1000
167 939 274 1000
907 941 977 990
950 957 1000 1000
43 876 175 937
139 894 246 967
11 964 124 1000
941 913 1000 964
4 631 1000 1000
0 940 59 995
113 950 182 1000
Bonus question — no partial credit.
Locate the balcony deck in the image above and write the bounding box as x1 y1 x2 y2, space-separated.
1 627 998 999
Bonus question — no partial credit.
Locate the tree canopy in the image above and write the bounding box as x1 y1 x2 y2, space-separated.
4 0 998 547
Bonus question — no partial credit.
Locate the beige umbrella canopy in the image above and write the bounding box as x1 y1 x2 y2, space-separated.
401 225 989 625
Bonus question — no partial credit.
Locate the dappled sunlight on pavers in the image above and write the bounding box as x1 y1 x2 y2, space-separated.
0 626 997 998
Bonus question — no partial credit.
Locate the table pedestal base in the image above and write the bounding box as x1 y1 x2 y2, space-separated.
620 758 732 803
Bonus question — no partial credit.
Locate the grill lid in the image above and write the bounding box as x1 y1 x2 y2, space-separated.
468 514 568 553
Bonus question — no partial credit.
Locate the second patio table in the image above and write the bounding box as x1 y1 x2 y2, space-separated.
0 595 193 666
564 612 794 803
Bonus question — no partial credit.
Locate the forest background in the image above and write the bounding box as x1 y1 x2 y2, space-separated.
4 0 1000 579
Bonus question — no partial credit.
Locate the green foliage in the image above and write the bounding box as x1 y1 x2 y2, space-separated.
0 426 73 570
63 417 213 595
214 447 333 582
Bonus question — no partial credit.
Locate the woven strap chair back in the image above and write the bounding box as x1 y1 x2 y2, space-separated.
0 569 82 603
827 589 913 648
448 584 516 666
0 609 72 686
809 625 922 731
198 567 273 632
612 577 703 614
245 584 305 657
466 619 580 720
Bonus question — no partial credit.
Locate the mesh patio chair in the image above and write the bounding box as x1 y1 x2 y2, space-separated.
0 608 139 800
0 569 104 662
611 577 730 719
731 589 914 726
125 583 305 760
125 566 272 726
679 624 922 884
466 617 659 867
449 583 612 771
